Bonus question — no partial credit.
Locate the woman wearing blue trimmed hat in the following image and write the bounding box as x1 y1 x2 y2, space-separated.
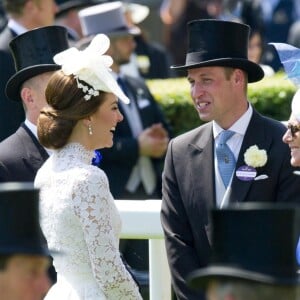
272 41 300 277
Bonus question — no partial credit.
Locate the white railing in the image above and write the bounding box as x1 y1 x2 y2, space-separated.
115 200 171 300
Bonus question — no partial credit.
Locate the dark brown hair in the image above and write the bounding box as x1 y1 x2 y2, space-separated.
38 70 105 149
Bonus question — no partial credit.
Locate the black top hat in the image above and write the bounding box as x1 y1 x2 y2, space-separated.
6 25 69 102
171 19 264 83
55 0 101 17
188 203 300 289
78 1 140 38
0 182 50 257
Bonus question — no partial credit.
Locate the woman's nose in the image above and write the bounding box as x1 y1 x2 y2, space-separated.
118 111 124 122
282 128 293 144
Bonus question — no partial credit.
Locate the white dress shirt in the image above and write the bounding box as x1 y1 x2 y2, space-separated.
213 104 253 208
8 19 27 35
115 73 156 195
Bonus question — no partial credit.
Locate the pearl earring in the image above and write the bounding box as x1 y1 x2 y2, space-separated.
88 124 93 135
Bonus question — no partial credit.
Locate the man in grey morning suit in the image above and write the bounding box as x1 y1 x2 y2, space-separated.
160 19 300 300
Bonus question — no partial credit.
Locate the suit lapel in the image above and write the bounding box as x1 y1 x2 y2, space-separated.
188 123 216 209
229 110 272 203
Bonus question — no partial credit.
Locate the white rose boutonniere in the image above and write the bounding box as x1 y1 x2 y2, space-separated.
244 145 268 168
236 145 268 182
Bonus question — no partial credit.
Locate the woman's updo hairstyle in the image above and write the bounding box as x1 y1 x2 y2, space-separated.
38 70 105 149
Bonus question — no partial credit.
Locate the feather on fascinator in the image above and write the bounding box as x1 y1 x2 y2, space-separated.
53 34 130 103
270 43 300 121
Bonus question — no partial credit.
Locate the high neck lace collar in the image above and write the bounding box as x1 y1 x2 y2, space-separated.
56 143 94 164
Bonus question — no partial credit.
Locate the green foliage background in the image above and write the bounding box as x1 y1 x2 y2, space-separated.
147 73 296 137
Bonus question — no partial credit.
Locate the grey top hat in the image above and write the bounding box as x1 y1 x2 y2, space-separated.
55 0 101 17
6 25 69 102
188 203 300 289
0 182 51 257
172 19 264 83
78 1 140 38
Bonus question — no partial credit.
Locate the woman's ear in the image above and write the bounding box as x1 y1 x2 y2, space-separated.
82 116 92 127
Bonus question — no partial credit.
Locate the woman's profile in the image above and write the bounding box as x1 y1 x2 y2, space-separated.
35 34 142 299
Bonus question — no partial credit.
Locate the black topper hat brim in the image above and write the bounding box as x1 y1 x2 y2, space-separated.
6 64 60 102
188 266 300 290
171 58 264 83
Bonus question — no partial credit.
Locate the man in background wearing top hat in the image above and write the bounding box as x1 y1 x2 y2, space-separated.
55 0 101 43
160 19 300 300
121 2 172 79
0 0 58 142
0 25 69 183
77 2 172 299
0 182 54 299
188 204 300 300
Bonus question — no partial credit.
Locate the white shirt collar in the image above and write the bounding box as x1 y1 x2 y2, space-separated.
24 119 37 138
8 19 27 35
213 103 253 139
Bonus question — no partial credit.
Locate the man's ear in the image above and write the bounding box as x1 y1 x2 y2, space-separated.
233 69 245 85
20 87 33 105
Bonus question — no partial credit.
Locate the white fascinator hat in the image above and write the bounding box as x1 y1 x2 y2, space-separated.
53 33 130 103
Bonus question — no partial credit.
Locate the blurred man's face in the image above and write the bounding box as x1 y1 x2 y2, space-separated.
0 254 51 300
110 35 136 66
33 0 58 27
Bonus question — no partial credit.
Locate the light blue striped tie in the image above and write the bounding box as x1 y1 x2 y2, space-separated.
216 130 236 188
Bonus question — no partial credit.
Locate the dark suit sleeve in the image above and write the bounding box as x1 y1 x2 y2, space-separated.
0 48 25 141
161 140 205 300
0 160 11 182
241 115 300 204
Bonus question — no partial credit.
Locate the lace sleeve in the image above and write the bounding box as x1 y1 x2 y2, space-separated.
72 168 142 299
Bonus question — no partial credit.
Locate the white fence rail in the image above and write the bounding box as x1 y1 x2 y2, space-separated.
115 200 171 300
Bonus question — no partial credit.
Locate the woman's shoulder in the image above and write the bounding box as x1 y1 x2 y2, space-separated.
80 164 107 179
74 165 110 188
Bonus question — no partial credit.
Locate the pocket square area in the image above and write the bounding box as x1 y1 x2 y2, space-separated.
138 98 150 109
254 174 269 181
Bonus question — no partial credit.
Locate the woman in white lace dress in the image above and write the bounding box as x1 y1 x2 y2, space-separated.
34 34 142 300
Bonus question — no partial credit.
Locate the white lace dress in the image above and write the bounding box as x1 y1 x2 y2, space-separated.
34 143 142 300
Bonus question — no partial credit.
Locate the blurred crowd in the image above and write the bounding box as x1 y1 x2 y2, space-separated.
0 0 300 71
0 1 299 300
1 0 300 77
